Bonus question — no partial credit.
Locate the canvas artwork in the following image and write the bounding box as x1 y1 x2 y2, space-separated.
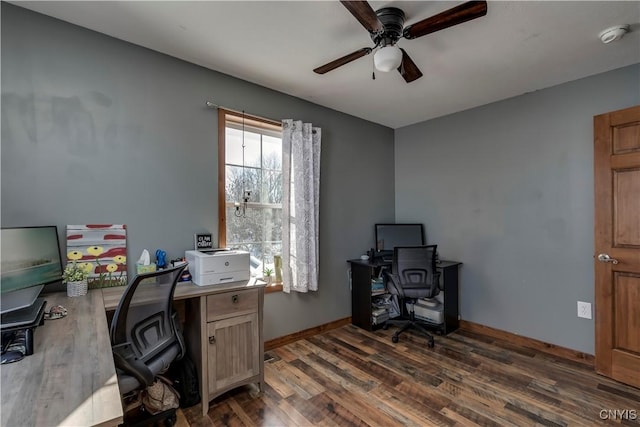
66 224 127 289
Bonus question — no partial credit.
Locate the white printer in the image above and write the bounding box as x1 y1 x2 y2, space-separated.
184 249 250 286
409 298 444 325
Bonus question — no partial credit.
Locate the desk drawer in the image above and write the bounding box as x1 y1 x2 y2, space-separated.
206 288 258 322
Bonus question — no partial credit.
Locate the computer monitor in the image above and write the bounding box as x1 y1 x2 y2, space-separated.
374 223 425 258
1 226 63 314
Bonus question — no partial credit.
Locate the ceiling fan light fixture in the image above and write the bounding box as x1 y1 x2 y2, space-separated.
374 45 402 72
599 25 630 44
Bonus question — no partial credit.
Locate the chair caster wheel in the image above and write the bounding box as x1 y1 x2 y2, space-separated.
165 413 177 426
382 323 389 330
392 335 399 343
427 339 434 348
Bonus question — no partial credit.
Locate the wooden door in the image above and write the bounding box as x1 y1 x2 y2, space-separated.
594 105 640 388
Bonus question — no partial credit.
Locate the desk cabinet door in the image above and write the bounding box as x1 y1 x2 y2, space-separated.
207 312 260 396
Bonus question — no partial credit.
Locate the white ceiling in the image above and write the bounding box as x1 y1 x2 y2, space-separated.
12 1 640 128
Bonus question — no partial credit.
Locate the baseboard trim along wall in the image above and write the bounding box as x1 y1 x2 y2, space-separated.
459 320 595 366
265 317 352 351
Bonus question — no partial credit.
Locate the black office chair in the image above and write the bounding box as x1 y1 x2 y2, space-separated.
384 245 440 347
110 264 188 425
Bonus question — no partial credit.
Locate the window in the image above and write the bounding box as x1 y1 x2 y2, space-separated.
218 109 282 290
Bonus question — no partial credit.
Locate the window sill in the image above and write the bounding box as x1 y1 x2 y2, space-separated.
265 282 283 294
255 277 283 293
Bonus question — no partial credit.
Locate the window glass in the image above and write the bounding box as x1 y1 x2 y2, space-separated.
262 170 282 204
220 112 282 280
226 128 261 168
226 165 261 203
263 135 282 170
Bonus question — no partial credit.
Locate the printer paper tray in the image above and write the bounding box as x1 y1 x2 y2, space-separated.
192 271 250 286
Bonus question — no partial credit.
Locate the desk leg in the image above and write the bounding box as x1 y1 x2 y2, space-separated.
351 263 374 331
24 328 35 356
441 265 460 335
198 296 209 417
184 297 208 417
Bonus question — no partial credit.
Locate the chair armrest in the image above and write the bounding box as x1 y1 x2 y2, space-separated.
384 272 405 298
434 271 443 291
112 342 155 388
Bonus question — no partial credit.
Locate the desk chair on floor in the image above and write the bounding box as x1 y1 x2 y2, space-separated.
110 264 188 426
384 245 440 347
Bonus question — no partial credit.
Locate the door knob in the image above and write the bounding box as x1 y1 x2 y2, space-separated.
597 253 619 264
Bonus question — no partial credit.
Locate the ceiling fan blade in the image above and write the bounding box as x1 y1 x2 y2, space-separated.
340 1 384 33
313 47 372 74
397 49 423 83
403 1 488 40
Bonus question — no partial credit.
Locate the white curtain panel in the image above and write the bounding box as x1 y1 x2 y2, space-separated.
281 119 321 293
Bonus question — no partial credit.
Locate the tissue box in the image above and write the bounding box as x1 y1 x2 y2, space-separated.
136 263 157 275
136 263 157 283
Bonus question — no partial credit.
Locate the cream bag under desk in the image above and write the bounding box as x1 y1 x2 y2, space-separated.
185 249 250 286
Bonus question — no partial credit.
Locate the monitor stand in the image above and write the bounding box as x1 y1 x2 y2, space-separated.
0 298 47 357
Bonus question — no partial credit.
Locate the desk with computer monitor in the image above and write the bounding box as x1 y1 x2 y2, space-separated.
1 225 266 425
1 226 64 363
0 280 265 426
0 290 124 427
349 223 462 334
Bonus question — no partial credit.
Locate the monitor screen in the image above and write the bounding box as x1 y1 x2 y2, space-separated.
375 223 425 256
1 226 63 313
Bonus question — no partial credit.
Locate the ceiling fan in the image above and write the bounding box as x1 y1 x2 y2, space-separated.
314 1 488 83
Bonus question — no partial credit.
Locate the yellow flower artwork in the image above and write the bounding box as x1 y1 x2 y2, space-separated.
66 225 128 289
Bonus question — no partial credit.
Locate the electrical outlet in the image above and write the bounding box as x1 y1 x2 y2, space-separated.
577 301 592 319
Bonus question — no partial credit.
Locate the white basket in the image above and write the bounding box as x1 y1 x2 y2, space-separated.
67 280 88 297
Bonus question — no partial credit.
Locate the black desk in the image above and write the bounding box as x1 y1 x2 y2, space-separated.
347 258 462 335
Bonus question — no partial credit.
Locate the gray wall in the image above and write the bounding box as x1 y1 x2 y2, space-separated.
1 3 395 341
395 64 640 354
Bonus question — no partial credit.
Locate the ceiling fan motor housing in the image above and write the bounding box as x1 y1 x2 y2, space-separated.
371 7 405 47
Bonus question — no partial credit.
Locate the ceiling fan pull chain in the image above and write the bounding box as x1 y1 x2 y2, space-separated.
372 55 376 80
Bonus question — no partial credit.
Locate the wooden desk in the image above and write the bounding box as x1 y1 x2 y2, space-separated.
102 279 265 417
1 279 265 426
0 290 123 427
101 278 263 311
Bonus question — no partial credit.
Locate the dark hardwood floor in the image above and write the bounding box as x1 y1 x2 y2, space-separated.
181 324 640 426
